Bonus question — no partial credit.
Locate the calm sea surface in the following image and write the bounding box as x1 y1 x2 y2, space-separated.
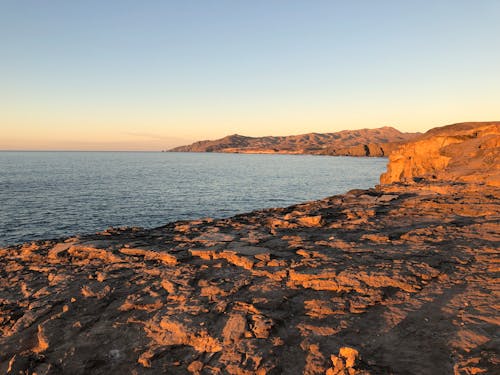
0 152 387 246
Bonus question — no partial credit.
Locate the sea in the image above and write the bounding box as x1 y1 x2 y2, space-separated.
0 152 387 246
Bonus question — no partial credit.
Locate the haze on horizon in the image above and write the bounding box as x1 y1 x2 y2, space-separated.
1 0 499 151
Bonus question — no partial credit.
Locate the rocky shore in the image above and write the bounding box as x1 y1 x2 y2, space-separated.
1 123 499 374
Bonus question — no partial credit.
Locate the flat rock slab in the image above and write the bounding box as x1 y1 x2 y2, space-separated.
193 232 236 243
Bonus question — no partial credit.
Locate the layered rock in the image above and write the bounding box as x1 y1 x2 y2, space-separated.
1 182 498 374
381 122 500 186
169 127 418 157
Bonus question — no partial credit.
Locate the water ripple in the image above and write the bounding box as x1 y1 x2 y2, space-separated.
0 152 387 245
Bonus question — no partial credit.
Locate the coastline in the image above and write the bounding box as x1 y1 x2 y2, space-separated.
167 150 391 157
167 127 419 157
1 181 498 374
0 152 387 248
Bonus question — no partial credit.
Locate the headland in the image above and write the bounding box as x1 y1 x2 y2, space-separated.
168 127 418 157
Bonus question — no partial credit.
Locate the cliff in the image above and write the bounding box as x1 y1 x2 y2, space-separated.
169 127 419 157
381 121 500 186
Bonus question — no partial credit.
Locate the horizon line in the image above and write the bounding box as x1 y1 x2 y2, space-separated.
0 149 165 152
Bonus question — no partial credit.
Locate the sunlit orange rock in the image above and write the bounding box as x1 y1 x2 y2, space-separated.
381 121 500 186
0 121 499 374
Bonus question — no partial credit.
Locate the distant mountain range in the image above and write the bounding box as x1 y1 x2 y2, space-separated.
168 126 420 157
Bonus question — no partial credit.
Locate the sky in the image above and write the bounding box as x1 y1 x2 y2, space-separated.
1 0 499 150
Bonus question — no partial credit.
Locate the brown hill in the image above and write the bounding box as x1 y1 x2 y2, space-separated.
169 127 419 157
381 121 500 186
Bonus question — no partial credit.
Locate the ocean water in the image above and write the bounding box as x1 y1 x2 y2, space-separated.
0 152 387 246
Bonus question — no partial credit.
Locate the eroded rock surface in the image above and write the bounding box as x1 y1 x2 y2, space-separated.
381 122 500 186
1 182 498 374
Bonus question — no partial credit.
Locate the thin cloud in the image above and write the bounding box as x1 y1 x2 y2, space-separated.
123 132 187 142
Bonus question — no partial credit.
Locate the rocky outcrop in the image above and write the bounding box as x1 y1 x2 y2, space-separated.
381 122 500 186
2 121 500 374
323 141 404 157
169 127 419 157
1 182 499 374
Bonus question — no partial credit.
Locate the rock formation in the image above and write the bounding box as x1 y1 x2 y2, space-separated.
1 181 499 374
381 122 500 186
1 122 499 374
169 127 418 157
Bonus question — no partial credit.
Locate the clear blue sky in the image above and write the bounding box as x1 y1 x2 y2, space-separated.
1 0 499 150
